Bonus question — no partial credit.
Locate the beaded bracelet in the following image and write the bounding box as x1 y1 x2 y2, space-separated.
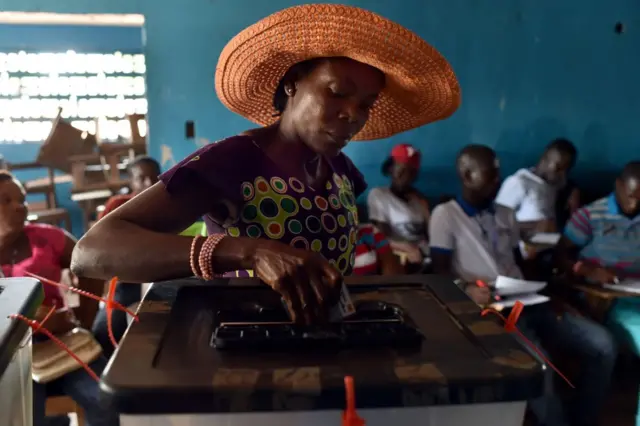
189 235 205 278
198 234 226 280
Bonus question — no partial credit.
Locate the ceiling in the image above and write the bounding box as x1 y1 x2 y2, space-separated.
0 12 144 26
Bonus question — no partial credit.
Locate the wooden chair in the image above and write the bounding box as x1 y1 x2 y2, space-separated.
27 208 72 232
46 396 85 426
127 113 147 156
36 108 97 174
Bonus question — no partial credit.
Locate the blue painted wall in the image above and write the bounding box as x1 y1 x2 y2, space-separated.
0 24 143 235
0 0 638 218
140 0 639 200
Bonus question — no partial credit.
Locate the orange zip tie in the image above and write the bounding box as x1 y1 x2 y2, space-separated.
9 306 100 382
481 301 575 388
342 376 365 426
24 272 139 349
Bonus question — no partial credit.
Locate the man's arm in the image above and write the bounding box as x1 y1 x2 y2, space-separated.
553 207 616 284
555 207 593 272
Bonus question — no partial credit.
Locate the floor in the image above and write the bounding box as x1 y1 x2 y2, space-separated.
603 360 639 426
525 356 639 426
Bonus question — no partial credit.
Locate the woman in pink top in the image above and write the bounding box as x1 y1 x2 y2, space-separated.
0 171 118 426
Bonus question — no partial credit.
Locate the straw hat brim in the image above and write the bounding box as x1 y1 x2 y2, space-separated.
215 4 461 141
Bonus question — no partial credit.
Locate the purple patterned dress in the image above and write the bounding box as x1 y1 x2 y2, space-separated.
160 136 367 277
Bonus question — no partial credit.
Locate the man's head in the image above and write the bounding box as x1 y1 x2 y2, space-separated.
129 156 161 193
615 161 640 217
456 145 501 205
537 138 577 185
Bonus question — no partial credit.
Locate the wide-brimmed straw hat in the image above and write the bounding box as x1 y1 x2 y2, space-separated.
215 4 460 141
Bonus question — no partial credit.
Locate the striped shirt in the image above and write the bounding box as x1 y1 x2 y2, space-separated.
564 193 640 277
352 224 391 276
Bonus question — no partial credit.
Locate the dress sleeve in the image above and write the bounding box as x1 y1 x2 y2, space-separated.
340 154 367 198
159 136 254 203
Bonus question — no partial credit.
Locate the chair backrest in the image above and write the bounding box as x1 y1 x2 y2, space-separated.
37 109 98 173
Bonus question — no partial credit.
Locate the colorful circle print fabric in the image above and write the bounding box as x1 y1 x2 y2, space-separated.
160 136 367 277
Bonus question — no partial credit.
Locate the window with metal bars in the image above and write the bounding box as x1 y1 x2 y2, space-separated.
0 50 147 143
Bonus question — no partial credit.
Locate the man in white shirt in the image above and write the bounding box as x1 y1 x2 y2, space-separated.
430 145 616 426
495 138 577 232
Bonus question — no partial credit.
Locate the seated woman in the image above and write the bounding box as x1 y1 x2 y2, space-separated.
70 4 460 323
0 171 118 426
367 144 431 270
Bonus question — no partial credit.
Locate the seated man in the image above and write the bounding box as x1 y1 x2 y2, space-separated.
558 161 640 356
93 155 161 357
496 138 577 233
98 155 161 219
429 144 616 426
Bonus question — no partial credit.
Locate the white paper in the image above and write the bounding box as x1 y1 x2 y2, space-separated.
65 289 81 308
494 293 550 308
530 232 561 245
604 279 640 295
495 275 547 297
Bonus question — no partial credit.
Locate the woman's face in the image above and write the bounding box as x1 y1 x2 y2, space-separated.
0 178 27 238
391 162 418 191
284 57 385 157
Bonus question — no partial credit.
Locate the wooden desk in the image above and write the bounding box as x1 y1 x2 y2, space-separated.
564 280 638 322
71 189 114 232
567 282 638 299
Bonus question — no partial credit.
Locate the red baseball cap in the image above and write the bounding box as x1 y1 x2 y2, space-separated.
391 144 421 168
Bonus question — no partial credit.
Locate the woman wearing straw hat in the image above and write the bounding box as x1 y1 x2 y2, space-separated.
71 4 460 324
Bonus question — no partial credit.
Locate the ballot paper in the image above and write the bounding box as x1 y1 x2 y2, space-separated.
329 282 356 322
530 232 561 245
604 279 640 295
494 293 550 309
283 281 356 322
495 276 547 297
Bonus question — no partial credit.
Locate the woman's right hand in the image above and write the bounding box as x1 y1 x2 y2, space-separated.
251 240 343 324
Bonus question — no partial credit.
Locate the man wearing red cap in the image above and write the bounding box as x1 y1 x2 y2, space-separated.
367 144 430 270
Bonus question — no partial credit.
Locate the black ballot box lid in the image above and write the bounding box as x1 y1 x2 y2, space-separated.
0 278 44 378
101 275 545 415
